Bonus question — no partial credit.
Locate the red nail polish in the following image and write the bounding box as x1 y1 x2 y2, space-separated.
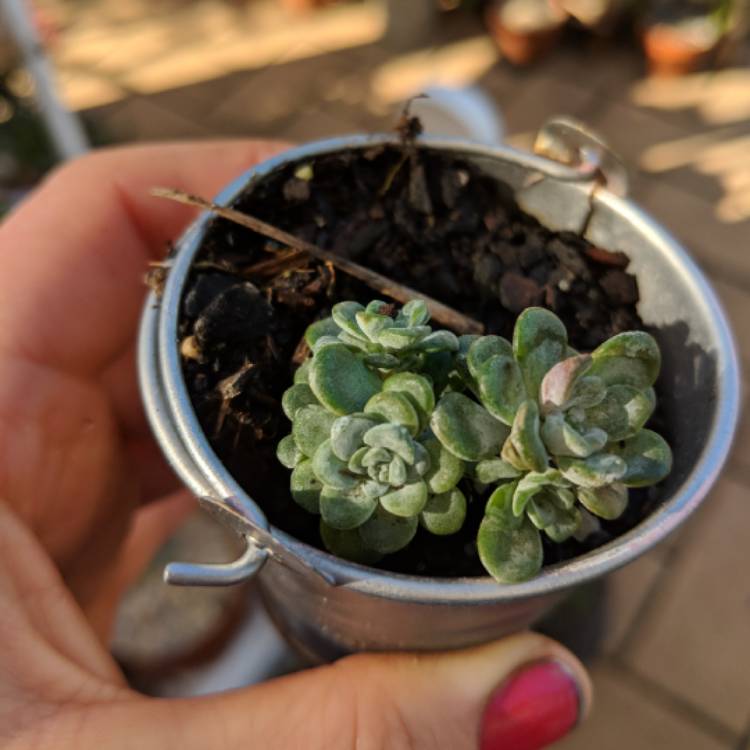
480 660 581 750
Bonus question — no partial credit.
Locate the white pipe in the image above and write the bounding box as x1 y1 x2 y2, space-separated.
1 0 88 160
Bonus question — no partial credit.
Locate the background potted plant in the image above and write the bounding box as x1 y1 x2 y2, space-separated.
485 0 568 65
641 0 737 76
140 116 739 662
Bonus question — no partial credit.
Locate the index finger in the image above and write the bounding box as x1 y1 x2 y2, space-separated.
0 140 289 375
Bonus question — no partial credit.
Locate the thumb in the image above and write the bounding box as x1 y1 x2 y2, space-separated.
122 631 592 750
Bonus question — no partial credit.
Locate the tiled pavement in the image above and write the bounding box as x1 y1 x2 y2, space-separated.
41 2 750 746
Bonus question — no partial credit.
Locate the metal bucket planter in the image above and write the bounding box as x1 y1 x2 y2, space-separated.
139 121 740 663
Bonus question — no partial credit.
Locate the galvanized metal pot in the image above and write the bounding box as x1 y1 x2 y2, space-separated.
139 125 740 664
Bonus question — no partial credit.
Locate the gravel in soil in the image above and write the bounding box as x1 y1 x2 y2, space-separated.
176 143 669 578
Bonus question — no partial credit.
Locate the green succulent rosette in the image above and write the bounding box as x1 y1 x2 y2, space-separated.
278 300 672 584
306 299 459 373
277 319 467 563
444 307 672 583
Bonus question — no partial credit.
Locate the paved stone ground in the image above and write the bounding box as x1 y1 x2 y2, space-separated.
42 2 750 746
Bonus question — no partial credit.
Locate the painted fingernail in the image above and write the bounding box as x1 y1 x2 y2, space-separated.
480 660 581 750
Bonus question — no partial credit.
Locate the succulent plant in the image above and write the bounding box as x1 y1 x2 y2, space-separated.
306 299 459 373
439 307 672 583
278 299 672 584
278 312 467 562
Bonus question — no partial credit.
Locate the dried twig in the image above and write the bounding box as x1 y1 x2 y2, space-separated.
151 187 484 335
240 249 309 278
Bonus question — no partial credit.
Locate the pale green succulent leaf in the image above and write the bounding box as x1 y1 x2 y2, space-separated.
337 331 372 352
282 383 319 421
387 455 408 486
506 400 549 472
320 485 377 530
574 507 602 542
362 445 391 467
330 415 379 462
365 300 389 314
290 459 322 514
291 405 336 458
454 334 480 381
484 481 522 528
474 458 522 484
400 299 430 327
541 502 582 543
359 506 418 554
311 440 359 491
419 438 461 492
331 301 367 340
304 316 341 348
589 331 661 388
411 443 431 477
577 483 628 520
610 429 673 487
383 372 436 415
500 439 525 472
557 453 628 488
376 326 431 351
512 468 569 517
355 310 391 341
513 307 568 398
541 411 608 458
420 488 467 535
552 486 576 510
478 513 543 584
380 480 428 517
361 479 390 500
293 358 311 384
539 354 592 413
568 375 606 410
415 330 460 353
309 344 382 416
467 335 513 379
609 385 657 436
311 335 343 353
363 423 416 464
364 391 421 436
431 392 509 462
580 389 630 441
276 434 303 469
363 352 402 369
319 521 382 565
477 355 527 425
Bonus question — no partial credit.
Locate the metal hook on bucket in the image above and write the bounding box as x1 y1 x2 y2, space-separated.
164 495 339 587
531 115 629 198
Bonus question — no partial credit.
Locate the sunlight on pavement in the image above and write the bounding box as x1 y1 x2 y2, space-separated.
370 35 499 104
631 68 750 126
631 68 750 223
50 0 387 109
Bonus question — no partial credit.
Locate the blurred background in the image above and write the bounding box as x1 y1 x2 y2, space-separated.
2 0 750 747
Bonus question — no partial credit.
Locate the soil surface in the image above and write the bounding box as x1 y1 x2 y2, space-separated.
176 142 669 578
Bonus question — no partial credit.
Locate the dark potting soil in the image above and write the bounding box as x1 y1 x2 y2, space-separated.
176 143 670 578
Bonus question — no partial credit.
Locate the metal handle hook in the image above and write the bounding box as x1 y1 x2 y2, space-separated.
165 537 268 586
162 494 341 588
533 116 629 198
163 494 271 588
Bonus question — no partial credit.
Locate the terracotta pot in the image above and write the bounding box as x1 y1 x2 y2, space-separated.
642 21 720 77
279 0 336 13
485 2 566 66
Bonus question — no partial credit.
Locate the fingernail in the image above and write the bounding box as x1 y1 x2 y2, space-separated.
480 660 582 750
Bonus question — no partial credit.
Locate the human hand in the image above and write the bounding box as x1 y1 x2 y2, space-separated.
0 141 591 750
